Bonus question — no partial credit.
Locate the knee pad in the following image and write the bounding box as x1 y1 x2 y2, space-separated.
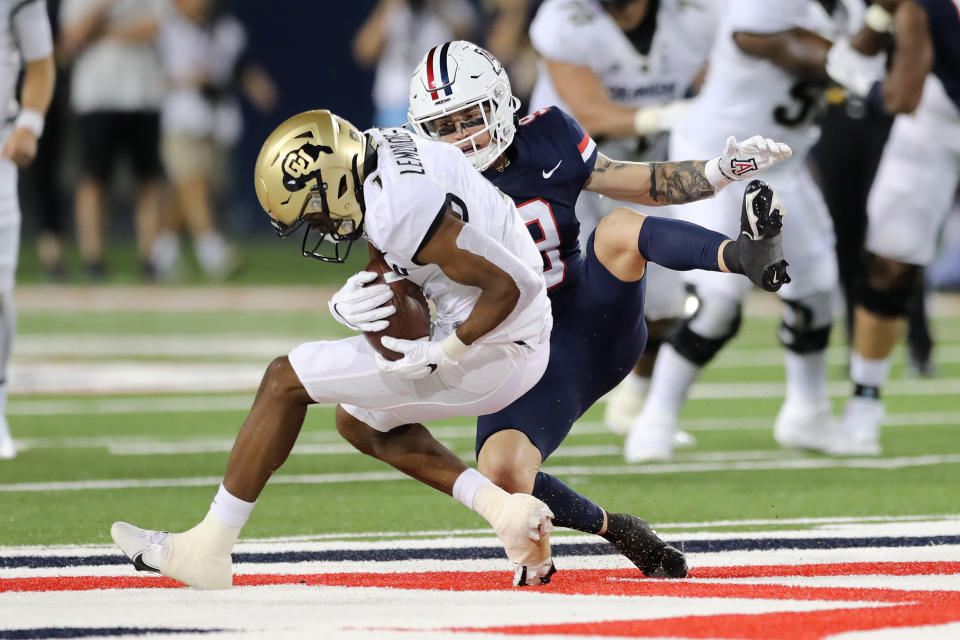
856 253 920 317
669 292 742 366
779 292 832 353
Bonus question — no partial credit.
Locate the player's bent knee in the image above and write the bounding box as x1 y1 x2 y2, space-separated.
594 208 647 281
255 357 314 413
779 295 832 353
857 253 919 317
670 293 742 366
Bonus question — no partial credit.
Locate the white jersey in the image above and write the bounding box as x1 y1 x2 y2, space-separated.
528 0 720 160
0 0 53 123
61 0 166 113
679 0 864 164
362 128 550 348
158 11 247 144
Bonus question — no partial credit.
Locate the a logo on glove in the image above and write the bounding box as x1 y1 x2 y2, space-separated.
730 157 759 176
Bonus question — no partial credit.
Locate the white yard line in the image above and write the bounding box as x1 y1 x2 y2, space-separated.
16 334 960 370
7 367 960 401
3 453 959 493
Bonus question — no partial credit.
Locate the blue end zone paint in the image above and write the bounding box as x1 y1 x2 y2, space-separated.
5 535 960 570
0 629 223 639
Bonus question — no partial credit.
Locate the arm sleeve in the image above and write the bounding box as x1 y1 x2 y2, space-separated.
728 0 808 34
12 0 54 61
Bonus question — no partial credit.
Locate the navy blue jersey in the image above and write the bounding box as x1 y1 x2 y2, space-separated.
477 107 648 460
915 0 960 112
483 107 598 311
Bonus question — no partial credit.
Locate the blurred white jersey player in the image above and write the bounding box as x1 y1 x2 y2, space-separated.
625 0 877 461
0 0 55 459
528 0 722 428
528 0 721 251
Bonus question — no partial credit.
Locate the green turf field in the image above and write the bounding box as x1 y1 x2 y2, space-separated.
3 275 959 547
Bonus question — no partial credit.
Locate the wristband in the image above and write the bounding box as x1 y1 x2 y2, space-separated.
633 105 663 136
865 4 893 33
440 332 470 362
704 156 731 189
14 108 44 137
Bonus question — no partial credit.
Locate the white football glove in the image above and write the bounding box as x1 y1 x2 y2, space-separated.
633 99 692 135
705 135 793 190
328 271 396 332
826 37 886 97
375 333 470 379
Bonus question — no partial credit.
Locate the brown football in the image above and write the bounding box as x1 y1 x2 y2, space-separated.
363 249 431 361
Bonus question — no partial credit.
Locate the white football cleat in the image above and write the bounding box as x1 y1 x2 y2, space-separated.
110 522 167 574
0 417 16 460
603 376 648 435
624 412 676 463
673 430 697 449
111 514 236 590
774 400 834 452
827 396 883 456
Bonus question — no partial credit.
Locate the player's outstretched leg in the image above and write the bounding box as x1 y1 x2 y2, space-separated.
601 513 688 578
111 512 237 590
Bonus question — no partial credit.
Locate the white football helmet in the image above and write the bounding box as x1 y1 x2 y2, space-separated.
408 41 520 171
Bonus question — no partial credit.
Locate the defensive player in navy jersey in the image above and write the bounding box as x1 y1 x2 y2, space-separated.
333 41 793 583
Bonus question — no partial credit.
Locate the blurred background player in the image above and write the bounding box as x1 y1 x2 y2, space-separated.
809 0 934 377
623 0 912 461
59 0 165 279
332 41 790 578
835 0 960 454
524 0 723 433
0 0 56 459
353 0 475 128
150 0 277 280
112 109 558 588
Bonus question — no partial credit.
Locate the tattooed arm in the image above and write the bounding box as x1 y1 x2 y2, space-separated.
583 152 715 207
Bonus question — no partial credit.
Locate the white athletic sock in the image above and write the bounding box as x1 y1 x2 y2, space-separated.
452 468 492 510
195 233 229 275
784 350 829 404
621 371 650 398
151 232 180 274
640 345 701 419
209 483 256 529
850 352 892 389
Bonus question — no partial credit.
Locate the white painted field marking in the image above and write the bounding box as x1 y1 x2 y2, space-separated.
9 364 960 399
3 453 959 493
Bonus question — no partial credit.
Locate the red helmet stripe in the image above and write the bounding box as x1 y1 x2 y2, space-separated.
425 46 439 101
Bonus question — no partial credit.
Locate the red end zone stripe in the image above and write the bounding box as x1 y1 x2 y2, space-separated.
4 562 958 595
452 603 960 640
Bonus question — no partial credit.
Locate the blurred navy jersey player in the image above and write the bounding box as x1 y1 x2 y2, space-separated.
332 40 793 580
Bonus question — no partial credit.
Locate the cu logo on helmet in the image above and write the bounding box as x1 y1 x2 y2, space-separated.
281 143 333 190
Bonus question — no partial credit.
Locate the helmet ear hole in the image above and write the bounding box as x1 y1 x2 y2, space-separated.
338 175 348 198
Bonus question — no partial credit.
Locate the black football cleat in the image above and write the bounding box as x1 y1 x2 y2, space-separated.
602 513 688 578
732 180 791 292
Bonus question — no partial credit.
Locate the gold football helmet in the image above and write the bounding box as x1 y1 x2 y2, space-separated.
254 109 370 262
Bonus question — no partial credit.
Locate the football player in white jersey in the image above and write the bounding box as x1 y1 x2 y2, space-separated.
111 109 559 588
836 0 959 454
0 0 56 460
624 0 906 461
527 0 724 432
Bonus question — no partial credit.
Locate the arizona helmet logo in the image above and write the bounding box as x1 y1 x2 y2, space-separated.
731 157 759 176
